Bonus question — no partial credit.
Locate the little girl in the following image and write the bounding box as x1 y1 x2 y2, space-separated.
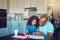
23 15 39 35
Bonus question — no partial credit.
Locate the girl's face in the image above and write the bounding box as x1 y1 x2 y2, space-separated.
31 19 36 25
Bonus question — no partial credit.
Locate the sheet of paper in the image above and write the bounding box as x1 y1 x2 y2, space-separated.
25 35 44 39
12 35 44 39
12 35 27 39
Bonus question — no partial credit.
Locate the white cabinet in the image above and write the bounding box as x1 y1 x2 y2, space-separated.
9 0 24 13
24 0 37 8
0 0 7 9
9 0 18 13
30 0 37 7
9 0 47 13
0 0 2 9
37 0 47 13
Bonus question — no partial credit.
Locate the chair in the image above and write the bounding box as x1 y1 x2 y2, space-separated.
53 28 60 40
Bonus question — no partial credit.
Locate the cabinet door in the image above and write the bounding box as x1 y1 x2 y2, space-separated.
9 0 24 13
0 0 7 9
37 0 47 13
30 0 37 7
17 0 24 13
7 21 12 35
24 0 37 7
0 0 2 9
0 21 12 37
18 21 27 34
24 0 30 8
11 21 19 34
9 0 17 13
0 28 8 37
2 0 7 9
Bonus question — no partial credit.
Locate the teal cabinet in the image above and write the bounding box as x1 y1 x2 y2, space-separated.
18 21 27 34
0 21 12 37
11 20 27 34
0 20 27 37
0 28 8 37
7 21 12 35
11 21 20 34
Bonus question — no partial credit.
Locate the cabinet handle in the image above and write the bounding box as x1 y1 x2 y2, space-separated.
18 24 20 27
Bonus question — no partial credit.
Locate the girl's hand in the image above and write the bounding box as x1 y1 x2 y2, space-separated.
23 32 26 35
23 31 28 35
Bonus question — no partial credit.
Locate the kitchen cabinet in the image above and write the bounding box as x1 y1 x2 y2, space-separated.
37 0 47 13
0 0 7 9
9 0 24 13
9 0 47 13
11 21 20 34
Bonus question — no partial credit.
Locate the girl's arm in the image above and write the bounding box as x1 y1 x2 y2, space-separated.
23 30 28 35
23 25 29 35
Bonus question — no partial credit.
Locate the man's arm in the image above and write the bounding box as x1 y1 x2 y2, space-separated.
40 32 54 37
34 31 53 37
47 32 54 37
34 31 47 36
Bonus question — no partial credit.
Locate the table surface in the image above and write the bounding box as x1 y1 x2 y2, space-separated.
0 34 44 40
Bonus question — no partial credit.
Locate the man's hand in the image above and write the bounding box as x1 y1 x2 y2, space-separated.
34 31 47 36
34 31 42 36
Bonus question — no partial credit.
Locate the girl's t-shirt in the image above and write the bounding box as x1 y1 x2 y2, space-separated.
26 25 37 35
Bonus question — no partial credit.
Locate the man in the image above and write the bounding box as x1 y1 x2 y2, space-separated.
35 15 54 37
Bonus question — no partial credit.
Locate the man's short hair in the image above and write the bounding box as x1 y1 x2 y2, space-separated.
40 14 48 21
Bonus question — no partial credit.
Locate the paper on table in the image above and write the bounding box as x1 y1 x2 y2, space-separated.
26 35 44 39
12 35 44 39
12 35 27 39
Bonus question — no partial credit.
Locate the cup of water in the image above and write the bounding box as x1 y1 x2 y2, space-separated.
14 29 18 36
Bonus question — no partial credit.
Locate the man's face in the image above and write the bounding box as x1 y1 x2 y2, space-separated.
39 18 47 26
